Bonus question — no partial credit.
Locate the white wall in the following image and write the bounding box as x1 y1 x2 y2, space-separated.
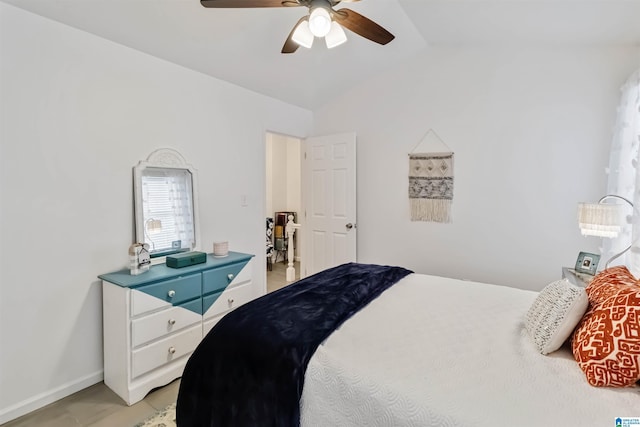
265 135 274 217
0 3 311 422
266 133 302 218
267 134 289 216
314 46 640 291
285 136 302 217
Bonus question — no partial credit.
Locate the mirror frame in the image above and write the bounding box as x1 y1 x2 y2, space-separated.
133 148 201 257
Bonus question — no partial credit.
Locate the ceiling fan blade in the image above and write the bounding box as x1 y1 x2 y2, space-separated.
281 16 307 54
201 0 298 7
333 8 394 45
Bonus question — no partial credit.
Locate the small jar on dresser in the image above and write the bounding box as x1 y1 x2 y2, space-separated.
99 251 254 405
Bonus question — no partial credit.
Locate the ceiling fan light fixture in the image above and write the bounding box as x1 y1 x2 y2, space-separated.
292 20 314 48
308 6 331 37
325 21 347 48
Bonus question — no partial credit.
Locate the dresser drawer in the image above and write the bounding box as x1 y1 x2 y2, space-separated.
131 274 201 316
202 261 251 294
131 324 201 379
131 304 202 348
203 281 253 320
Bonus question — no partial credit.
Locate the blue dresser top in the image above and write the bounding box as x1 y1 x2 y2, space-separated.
99 251 254 288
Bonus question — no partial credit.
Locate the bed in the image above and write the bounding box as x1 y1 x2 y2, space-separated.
177 263 640 426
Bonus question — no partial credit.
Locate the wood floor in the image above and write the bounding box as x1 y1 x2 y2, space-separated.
1 379 180 427
267 259 300 293
2 260 300 427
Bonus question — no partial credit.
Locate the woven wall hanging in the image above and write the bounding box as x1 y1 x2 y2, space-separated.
408 129 454 223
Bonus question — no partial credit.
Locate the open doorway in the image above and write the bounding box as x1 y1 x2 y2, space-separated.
265 132 302 293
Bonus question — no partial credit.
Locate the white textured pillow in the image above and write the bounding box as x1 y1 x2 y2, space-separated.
525 279 588 355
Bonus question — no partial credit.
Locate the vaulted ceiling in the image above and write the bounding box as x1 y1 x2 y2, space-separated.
3 0 640 109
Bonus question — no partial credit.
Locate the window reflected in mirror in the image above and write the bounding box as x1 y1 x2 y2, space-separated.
134 149 200 257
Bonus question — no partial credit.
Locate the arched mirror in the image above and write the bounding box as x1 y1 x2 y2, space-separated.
133 148 200 258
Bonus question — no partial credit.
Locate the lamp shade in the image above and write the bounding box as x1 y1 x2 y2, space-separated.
309 6 331 37
292 20 314 48
146 219 163 234
577 202 623 238
325 21 347 48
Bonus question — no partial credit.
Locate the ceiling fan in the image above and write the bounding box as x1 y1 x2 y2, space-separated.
200 0 395 53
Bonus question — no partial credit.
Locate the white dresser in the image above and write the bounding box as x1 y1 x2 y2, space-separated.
99 252 254 405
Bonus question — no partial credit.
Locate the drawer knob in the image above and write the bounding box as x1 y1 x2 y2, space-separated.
167 290 176 298
168 346 176 355
227 273 235 281
228 298 234 305
168 319 176 326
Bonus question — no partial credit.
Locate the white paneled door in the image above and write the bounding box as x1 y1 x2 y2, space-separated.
302 132 357 277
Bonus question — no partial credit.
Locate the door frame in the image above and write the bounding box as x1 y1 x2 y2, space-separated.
264 131 305 289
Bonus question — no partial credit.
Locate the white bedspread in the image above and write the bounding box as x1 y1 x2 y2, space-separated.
300 273 640 426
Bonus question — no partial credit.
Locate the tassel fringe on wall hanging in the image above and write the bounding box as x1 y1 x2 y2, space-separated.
409 129 454 223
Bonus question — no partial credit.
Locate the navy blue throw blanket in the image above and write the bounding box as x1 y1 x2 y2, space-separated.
176 262 412 427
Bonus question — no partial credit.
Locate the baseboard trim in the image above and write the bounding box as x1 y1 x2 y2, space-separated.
0 370 104 424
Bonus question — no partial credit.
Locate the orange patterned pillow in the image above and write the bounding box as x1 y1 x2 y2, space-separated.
571 266 640 387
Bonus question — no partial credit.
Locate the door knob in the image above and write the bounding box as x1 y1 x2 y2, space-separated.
346 223 354 230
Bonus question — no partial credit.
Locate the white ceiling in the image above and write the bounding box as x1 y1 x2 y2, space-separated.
3 0 640 109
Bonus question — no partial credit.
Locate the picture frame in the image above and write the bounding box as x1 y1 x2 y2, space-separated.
575 251 600 275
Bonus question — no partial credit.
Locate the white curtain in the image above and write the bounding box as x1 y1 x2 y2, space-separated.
604 70 640 275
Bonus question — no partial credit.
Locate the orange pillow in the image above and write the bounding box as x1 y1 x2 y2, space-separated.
571 266 640 387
